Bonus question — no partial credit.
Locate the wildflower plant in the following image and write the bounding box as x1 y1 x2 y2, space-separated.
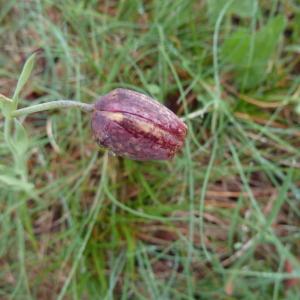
1 54 187 194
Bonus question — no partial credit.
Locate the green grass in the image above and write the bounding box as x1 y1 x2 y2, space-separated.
1 0 300 299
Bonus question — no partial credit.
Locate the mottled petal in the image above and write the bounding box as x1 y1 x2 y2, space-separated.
94 89 187 138
92 89 187 161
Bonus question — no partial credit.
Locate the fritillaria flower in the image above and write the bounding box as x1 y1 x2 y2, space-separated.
2 53 187 162
91 88 187 160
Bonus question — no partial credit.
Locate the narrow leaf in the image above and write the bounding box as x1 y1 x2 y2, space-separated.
13 119 29 156
0 93 13 103
0 174 34 192
12 52 36 106
0 93 14 117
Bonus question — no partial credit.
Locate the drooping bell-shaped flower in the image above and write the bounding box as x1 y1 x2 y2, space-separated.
91 88 187 160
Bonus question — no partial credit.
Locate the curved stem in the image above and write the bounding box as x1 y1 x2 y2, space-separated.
11 100 94 117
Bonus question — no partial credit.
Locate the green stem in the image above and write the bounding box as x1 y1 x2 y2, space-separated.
4 117 13 146
11 100 94 117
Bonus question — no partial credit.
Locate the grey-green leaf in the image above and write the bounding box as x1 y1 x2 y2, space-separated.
12 52 37 106
0 174 34 192
0 93 14 117
13 119 29 156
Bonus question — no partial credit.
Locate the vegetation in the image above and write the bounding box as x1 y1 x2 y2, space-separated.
0 0 300 299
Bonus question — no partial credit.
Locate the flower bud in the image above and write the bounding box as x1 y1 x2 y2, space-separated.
91 88 187 160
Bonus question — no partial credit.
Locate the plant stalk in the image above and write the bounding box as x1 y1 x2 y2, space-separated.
11 100 94 117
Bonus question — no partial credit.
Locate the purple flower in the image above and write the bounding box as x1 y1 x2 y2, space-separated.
91 88 187 160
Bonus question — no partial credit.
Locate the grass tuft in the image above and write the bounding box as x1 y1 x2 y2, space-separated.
1 0 300 299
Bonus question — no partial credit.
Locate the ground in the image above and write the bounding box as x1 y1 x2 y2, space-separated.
0 0 300 299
